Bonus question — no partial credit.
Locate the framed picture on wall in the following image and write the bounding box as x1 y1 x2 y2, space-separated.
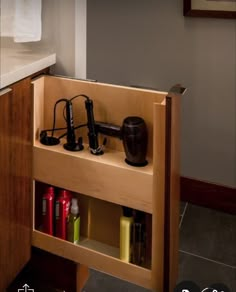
184 0 236 18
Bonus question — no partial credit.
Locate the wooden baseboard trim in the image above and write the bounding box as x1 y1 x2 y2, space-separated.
180 176 236 214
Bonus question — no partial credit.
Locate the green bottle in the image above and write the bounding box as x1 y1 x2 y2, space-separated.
67 198 80 244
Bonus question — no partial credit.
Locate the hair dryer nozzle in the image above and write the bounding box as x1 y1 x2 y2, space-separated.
122 116 148 167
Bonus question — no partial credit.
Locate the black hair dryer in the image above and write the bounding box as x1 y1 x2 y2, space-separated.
95 116 148 167
85 98 148 167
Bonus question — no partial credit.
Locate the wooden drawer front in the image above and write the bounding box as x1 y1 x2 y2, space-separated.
33 142 153 213
32 230 152 290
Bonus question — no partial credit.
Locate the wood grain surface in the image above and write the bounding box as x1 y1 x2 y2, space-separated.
0 78 32 291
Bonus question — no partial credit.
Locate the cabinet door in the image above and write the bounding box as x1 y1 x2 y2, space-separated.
0 79 32 290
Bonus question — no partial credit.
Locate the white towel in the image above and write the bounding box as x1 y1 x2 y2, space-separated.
0 0 42 43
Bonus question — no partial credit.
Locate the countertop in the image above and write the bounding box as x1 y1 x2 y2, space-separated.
0 47 56 89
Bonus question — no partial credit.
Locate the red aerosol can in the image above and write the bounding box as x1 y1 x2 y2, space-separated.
42 186 55 235
55 189 71 240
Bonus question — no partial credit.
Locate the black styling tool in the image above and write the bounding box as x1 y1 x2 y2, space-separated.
63 99 84 151
85 98 104 155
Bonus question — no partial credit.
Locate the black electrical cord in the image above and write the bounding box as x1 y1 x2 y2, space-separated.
42 94 91 144
70 94 90 102
63 94 90 121
59 94 91 140
51 98 68 137
58 123 87 140
41 126 67 132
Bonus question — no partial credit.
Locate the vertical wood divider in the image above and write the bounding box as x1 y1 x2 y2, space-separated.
151 101 166 292
167 91 181 292
163 97 172 292
32 76 45 143
76 264 89 292
163 88 181 292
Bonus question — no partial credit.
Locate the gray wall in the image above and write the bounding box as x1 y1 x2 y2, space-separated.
87 0 236 188
41 0 76 76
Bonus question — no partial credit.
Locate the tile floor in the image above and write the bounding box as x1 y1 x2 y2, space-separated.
7 203 236 292
83 203 236 292
178 203 236 292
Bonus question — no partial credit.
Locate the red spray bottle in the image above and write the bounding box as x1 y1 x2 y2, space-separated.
42 186 55 235
55 189 71 240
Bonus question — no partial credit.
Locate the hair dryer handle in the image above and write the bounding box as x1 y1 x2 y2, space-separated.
95 122 122 138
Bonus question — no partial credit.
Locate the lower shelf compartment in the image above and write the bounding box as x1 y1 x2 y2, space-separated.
32 230 152 289
33 181 153 289
80 237 120 259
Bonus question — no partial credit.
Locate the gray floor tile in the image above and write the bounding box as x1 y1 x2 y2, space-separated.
180 201 187 216
180 204 236 267
178 251 236 292
179 202 188 229
83 269 151 292
179 215 183 227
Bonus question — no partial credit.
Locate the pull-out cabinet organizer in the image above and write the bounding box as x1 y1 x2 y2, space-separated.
32 75 182 292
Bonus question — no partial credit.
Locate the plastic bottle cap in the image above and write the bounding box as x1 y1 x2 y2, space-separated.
60 190 70 198
123 207 133 217
47 186 55 195
71 198 79 215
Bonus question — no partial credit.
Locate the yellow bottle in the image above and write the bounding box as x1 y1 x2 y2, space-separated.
67 198 80 244
120 207 133 262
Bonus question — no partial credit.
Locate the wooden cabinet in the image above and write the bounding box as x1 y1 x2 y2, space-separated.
31 75 183 292
0 79 32 291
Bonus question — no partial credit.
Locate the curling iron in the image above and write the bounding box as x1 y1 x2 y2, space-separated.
63 99 84 151
40 98 83 151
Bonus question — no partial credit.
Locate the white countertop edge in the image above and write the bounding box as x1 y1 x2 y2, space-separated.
0 53 56 89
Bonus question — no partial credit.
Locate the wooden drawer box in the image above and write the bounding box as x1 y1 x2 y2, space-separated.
31 75 182 292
